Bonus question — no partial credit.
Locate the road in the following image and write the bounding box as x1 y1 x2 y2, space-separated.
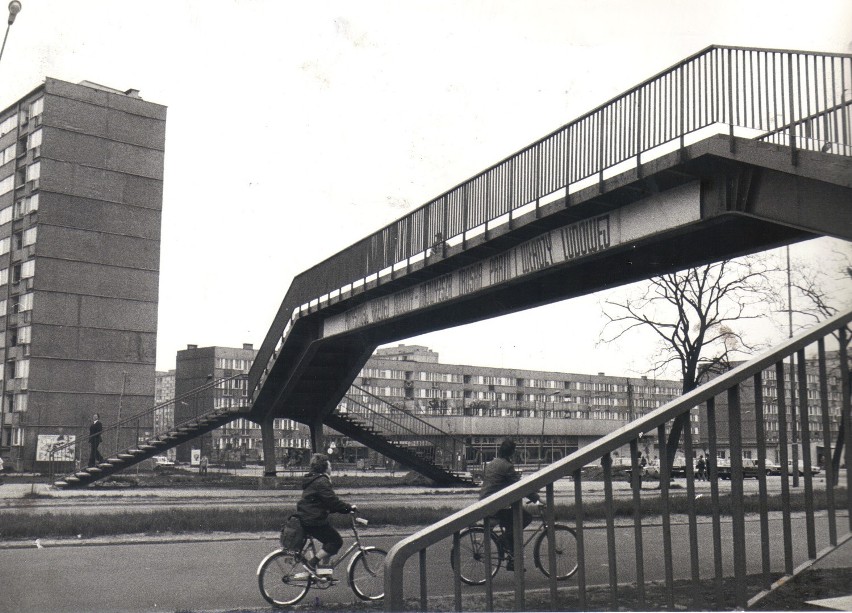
0 513 842 612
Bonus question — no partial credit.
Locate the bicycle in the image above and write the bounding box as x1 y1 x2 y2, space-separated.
450 502 579 585
257 511 387 607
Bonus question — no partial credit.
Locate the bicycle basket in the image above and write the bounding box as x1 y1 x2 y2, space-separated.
279 514 306 552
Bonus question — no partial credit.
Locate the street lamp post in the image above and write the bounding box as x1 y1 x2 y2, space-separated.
0 1 22 66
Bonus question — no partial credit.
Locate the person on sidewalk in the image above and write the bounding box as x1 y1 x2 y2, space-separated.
88 414 104 467
479 438 540 571
294 453 355 578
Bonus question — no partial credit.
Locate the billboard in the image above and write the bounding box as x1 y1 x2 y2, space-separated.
36 434 76 462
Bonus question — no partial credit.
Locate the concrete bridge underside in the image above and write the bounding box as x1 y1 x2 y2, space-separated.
248 134 851 469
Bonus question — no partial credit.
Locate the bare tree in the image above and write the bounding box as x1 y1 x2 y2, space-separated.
599 256 780 468
601 256 780 394
780 243 852 329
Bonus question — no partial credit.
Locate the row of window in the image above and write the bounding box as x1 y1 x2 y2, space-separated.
0 97 43 139
0 194 39 224
359 369 681 395
0 160 40 198
215 357 252 371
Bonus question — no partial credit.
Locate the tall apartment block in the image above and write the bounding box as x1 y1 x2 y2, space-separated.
0 78 166 469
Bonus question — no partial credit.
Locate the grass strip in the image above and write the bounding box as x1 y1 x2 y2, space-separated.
0 488 845 540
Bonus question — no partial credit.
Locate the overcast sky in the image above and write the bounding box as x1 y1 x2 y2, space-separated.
2 0 851 377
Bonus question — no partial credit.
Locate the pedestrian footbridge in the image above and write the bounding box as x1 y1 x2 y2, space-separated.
243 45 851 482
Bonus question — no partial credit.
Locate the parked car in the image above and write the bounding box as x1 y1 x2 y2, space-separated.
153 455 175 467
788 460 821 476
718 458 768 480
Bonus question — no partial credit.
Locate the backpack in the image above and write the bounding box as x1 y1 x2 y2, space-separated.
279 514 306 552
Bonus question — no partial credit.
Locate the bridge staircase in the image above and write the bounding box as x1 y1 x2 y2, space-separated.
326 385 475 486
51 376 246 488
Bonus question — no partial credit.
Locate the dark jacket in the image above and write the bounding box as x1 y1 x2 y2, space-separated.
296 472 352 526
89 420 103 446
479 457 540 502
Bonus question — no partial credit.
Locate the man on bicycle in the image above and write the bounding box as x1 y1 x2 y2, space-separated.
295 453 356 577
479 438 540 571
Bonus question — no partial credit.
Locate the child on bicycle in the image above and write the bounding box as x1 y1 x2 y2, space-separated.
479 438 540 571
295 453 356 577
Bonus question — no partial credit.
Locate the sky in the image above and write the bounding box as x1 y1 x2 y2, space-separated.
1 0 850 378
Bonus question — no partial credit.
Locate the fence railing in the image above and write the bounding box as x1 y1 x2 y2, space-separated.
248 46 852 402
341 386 468 473
384 308 852 611
46 374 248 480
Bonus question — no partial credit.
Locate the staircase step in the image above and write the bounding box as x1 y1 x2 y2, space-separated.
139 444 157 451
117 454 135 460
53 481 69 488
86 467 103 474
74 471 93 479
65 476 81 483
97 462 114 469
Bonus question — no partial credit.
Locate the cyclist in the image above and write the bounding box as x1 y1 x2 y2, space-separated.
294 453 356 578
479 438 540 571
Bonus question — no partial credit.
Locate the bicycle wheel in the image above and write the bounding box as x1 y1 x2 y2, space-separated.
257 549 312 607
450 526 502 585
533 523 579 580
348 546 387 601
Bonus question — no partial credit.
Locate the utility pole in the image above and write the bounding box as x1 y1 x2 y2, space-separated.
787 246 800 487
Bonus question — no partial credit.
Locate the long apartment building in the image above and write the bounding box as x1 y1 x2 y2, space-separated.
344 344 684 466
169 343 684 468
0 79 166 470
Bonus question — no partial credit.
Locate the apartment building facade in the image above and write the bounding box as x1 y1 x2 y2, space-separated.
0 78 166 469
343 344 684 466
698 352 846 466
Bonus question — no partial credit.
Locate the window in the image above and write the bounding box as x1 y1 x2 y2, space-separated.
0 206 11 225
0 114 17 138
14 292 33 312
9 392 27 413
29 97 43 117
14 194 38 218
1 144 15 165
27 129 42 150
26 162 40 182
0 268 6 285
0 174 13 196
21 260 34 279
12 427 24 446
22 227 36 246
0 237 9 255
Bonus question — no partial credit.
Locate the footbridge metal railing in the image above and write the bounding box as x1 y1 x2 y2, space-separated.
249 46 852 402
48 374 248 487
384 309 852 611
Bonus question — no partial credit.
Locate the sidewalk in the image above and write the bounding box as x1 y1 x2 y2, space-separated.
751 533 852 611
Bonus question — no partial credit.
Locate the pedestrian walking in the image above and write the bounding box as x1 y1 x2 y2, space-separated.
88 413 104 467
696 455 706 481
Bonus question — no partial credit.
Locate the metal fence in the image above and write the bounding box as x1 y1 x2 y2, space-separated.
384 308 852 611
248 46 852 400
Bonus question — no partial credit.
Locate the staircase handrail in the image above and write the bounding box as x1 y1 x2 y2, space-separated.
384 307 852 609
345 383 469 445
47 374 247 456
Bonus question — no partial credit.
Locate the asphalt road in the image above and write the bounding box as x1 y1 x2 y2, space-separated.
0 514 841 612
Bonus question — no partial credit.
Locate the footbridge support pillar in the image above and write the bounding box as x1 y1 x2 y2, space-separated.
261 415 277 477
